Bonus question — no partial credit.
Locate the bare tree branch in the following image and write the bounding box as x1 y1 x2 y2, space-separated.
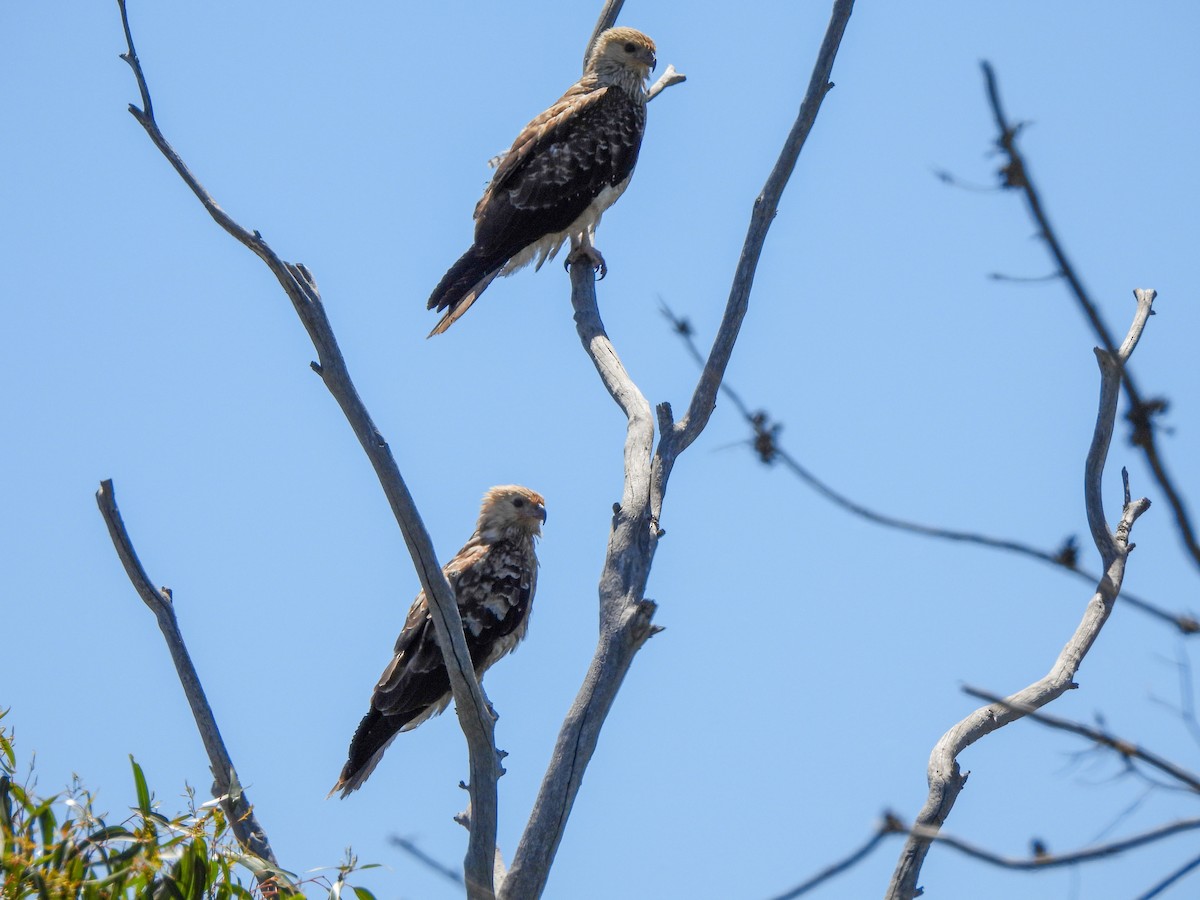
776 811 1200 896
768 817 896 899
1136 852 1200 900
115 3 501 895
646 64 687 102
982 62 1198 572
885 291 1156 900
502 5 857 897
499 264 661 900
389 835 464 887
907 816 1200 872
962 685 1200 793
95 479 288 889
660 299 1199 636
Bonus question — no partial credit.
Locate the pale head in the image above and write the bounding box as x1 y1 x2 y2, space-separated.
477 485 547 542
587 27 657 84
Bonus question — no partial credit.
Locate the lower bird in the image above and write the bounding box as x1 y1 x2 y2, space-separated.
330 485 546 798
426 26 658 336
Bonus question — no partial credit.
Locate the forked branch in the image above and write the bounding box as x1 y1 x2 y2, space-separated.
502 3 857 898
885 290 1156 899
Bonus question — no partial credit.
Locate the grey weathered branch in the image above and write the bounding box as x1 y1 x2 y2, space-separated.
885 290 1156 900
499 265 661 900
95 479 287 890
646 64 687 102
501 4 856 898
115 3 500 895
982 62 1199 573
962 685 1200 793
660 300 1197 636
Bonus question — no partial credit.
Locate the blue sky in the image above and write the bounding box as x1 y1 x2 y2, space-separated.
4 2 1200 898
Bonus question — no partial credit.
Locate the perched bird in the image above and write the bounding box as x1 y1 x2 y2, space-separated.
426 26 657 336
331 485 546 798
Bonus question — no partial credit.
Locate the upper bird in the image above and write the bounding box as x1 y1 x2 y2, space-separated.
425 27 657 336
330 485 546 798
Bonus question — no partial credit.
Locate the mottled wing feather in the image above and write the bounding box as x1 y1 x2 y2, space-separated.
473 85 645 253
370 544 488 718
368 540 535 719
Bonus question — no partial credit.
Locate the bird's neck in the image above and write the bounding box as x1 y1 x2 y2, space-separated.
588 64 647 100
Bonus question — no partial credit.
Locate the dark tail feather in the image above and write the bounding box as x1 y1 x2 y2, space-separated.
426 245 508 337
329 707 408 799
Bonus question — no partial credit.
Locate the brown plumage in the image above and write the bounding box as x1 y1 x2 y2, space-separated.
330 486 546 798
426 27 657 336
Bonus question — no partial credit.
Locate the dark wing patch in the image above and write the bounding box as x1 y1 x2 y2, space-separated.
474 87 646 253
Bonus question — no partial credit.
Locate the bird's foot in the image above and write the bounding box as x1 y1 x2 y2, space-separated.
565 245 607 280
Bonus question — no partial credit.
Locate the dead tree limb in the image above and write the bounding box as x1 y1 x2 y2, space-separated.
500 3 856 898
115 2 501 895
95 479 290 891
885 290 1156 899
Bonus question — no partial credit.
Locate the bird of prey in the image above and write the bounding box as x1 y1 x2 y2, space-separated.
331 485 546 798
426 26 657 336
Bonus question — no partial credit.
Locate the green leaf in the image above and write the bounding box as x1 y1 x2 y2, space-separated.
351 887 379 900
130 755 151 813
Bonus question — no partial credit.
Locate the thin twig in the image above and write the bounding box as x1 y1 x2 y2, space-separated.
389 835 464 886
659 300 1198 636
963 686 1200 793
1136 852 1200 900
771 813 1200 897
982 62 1198 572
767 818 895 899
114 3 500 894
95 480 288 890
885 292 1156 899
907 816 1200 871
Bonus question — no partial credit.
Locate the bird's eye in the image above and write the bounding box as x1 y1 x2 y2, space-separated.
512 498 526 508
624 42 637 53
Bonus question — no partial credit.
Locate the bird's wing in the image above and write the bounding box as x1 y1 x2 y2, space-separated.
473 84 645 251
370 542 489 718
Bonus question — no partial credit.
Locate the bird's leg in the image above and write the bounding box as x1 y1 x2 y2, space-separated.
564 230 607 280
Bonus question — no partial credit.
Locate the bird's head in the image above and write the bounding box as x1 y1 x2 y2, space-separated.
587 27 657 86
477 485 547 542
